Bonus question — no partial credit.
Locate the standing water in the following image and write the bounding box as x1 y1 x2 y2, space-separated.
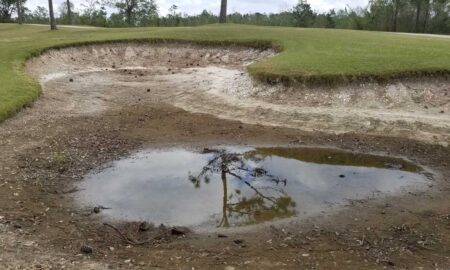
75 147 429 228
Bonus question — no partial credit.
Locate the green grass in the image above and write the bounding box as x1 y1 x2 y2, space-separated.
0 23 449 122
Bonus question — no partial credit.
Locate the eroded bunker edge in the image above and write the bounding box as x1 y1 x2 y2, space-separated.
27 38 450 86
9 38 450 124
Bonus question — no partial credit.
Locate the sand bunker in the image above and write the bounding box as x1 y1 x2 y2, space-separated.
26 43 450 145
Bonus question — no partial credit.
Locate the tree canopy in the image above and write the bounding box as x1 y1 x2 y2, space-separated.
4 0 449 34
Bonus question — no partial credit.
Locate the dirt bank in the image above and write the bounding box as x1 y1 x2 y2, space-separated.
0 43 449 269
27 43 450 145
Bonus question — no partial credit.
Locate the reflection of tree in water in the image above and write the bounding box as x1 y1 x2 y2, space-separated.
189 149 296 227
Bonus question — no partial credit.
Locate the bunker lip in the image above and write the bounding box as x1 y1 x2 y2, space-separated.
25 38 450 87
0 43 448 268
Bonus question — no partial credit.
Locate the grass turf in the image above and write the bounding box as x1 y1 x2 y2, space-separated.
0 23 449 122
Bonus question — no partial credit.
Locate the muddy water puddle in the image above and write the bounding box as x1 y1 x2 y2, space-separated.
76 147 429 229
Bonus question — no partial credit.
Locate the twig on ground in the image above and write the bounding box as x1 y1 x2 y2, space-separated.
103 222 165 245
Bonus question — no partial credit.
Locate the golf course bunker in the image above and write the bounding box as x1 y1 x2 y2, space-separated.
75 147 429 229
26 43 450 145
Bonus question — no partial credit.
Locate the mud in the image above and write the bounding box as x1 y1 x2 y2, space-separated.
0 43 449 269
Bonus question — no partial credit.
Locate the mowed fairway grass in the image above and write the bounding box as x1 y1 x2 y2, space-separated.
0 23 449 122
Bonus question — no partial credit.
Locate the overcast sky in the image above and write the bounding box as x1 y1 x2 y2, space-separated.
25 0 369 16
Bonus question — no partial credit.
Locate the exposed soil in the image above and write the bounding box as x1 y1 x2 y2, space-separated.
27 43 450 145
0 43 449 269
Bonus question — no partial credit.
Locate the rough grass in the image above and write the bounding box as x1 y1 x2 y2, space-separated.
0 23 449 122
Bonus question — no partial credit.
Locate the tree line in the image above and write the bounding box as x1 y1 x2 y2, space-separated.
1 0 448 34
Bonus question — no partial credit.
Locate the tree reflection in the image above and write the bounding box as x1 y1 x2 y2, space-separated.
189 149 296 227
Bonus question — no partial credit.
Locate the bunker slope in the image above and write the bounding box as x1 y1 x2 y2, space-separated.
26 43 450 145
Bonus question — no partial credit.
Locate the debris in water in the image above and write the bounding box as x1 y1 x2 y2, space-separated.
92 205 110 214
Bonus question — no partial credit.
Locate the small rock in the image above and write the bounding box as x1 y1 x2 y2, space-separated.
385 260 395 266
80 245 93 254
171 227 189 236
385 163 403 170
233 239 244 245
224 266 236 270
24 241 34 247
139 222 151 231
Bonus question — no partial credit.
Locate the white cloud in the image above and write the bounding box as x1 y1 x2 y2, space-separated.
25 0 369 16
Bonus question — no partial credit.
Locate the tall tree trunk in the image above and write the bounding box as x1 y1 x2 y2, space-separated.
66 0 72 25
415 0 422 32
392 0 400 32
422 0 429 32
48 0 57 30
16 0 22 24
219 0 227 23
125 4 133 26
385 6 392 31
